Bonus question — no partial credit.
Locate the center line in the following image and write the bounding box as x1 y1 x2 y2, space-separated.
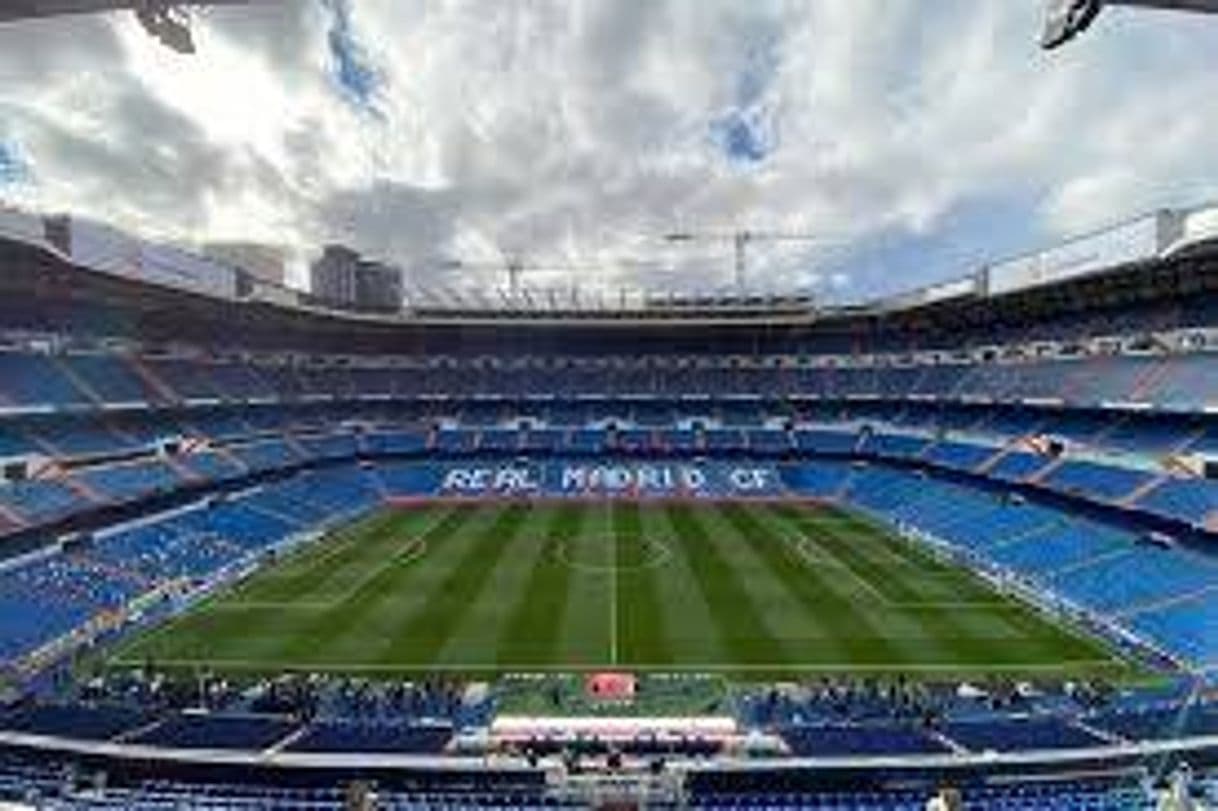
609 502 619 665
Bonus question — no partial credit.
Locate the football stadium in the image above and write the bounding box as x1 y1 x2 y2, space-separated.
4 1 1218 809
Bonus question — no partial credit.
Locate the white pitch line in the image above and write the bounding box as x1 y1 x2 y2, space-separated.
323 536 429 605
552 535 672 573
219 537 428 612
610 562 619 666
768 510 1029 611
608 502 618 666
265 513 386 575
107 657 1125 673
181 509 454 622
788 534 890 603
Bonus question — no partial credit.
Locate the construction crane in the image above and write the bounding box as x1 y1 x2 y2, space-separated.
438 256 606 301
1041 0 1218 49
437 254 662 307
662 230 837 294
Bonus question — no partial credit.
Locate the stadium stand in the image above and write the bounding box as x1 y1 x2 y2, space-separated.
3 206 1218 807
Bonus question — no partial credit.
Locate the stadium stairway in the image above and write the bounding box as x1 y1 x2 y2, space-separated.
16 424 65 460
1044 545 1137 580
56 469 106 507
206 441 250 475
160 452 203 485
0 500 25 533
122 353 181 405
975 515 1064 556
1118 471 1168 507
96 418 146 453
279 431 313 460
974 435 1029 475
1113 582 1218 620
47 355 106 408
1024 454 1067 485
1128 355 1175 402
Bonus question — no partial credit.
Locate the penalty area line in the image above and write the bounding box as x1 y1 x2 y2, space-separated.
203 525 437 613
217 535 426 612
222 509 447 609
778 523 1033 611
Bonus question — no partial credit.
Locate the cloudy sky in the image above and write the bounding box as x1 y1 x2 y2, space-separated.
1 0 1217 303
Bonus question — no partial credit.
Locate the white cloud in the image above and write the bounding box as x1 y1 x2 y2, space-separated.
1 0 1217 300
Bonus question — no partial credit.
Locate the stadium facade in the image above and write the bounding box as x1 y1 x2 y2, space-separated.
3 203 1218 807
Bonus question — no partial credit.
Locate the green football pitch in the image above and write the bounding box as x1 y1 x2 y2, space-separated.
111 500 1132 679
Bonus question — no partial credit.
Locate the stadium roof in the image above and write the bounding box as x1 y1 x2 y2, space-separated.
5 199 1218 329
0 0 250 21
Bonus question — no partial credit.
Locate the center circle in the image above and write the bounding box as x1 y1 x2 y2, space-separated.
554 535 673 574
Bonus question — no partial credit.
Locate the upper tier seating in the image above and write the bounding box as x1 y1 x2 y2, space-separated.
364 429 428 454
229 439 300 472
4 349 1218 409
296 432 359 460
0 424 34 458
0 478 83 524
178 449 245 482
57 354 159 405
793 429 856 454
1137 477 1218 527
1043 460 1152 502
76 459 181 503
31 417 136 457
989 451 1049 482
924 439 995 471
0 352 86 408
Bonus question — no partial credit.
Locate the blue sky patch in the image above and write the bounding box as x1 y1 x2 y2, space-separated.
709 109 775 165
708 29 781 166
320 0 382 111
0 140 30 186
823 193 1045 299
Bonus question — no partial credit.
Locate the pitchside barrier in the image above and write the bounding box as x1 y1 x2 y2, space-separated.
7 713 1218 774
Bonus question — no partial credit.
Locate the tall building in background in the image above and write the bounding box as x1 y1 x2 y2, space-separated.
203 242 288 287
353 258 404 314
310 244 361 307
309 244 402 314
